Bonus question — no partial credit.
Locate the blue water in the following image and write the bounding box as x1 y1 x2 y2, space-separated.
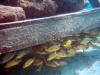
61 47 100 75
85 3 93 10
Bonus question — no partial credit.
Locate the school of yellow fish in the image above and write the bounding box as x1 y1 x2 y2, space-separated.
0 28 100 71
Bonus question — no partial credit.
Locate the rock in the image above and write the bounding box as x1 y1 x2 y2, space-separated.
18 0 58 18
0 0 86 18
0 5 26 23
54 0 86 13
0 0 19 6
0 0 58 18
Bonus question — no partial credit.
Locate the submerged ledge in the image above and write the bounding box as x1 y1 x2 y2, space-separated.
0 8 100 54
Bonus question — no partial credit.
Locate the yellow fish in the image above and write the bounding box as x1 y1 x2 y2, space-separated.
46 61 59 68
36 51 48 55
76 45 88 52
47 52 57 61
36 64 43 71
56 52 67 59
23 58 35 69
16 50 31 59
33 59 43 66
80 38 92 45
63 40 72 48
66 49 76 57
47 51 68 61
1 52 16 64
58 61 67 66
46 60 67 68
46 44 60 53
5 59 21 68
